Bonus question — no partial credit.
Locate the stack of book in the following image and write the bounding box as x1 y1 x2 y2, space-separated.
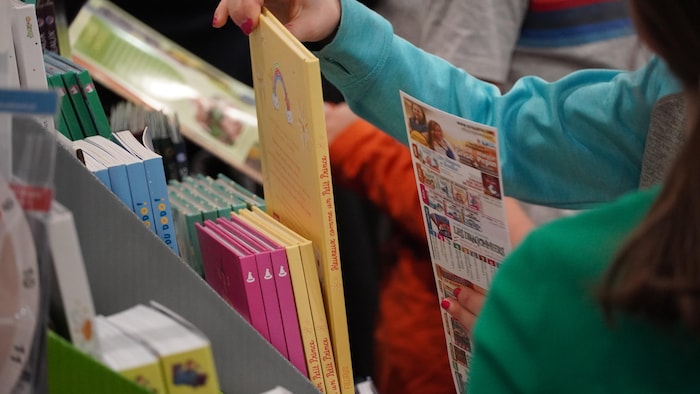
73 133 179 254
43 51 112 141
97 302 220 393
195 208 342 392
168 174 265 276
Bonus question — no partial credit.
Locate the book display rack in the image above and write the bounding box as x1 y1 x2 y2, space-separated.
47 128 319 393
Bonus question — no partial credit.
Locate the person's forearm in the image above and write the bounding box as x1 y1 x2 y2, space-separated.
315 0 680 208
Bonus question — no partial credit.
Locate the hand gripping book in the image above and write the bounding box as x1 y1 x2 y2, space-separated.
249 9 351 392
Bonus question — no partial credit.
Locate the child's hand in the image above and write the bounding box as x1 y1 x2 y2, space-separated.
441 286 485 336
212 0 341 43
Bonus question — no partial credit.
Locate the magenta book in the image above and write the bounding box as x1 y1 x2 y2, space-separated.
219 217 306 376
197 220 270 341
215 218 288 360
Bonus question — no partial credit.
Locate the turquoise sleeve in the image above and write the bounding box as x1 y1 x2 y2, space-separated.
315 0 681 209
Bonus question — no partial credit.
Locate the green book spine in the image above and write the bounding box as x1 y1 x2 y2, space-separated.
74 69 112 138
47 74 84 140
61 71 99 137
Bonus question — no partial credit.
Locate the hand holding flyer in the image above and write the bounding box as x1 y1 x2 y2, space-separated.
401 91 511 393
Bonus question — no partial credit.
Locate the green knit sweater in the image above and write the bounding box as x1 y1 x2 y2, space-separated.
467 187 700 393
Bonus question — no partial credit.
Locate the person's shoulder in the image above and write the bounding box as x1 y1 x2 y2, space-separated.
514 188 660 277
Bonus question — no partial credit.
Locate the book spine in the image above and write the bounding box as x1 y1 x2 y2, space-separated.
284 245 323 390
74 70 112 139
124 162 156 234
46 73 84 140
61 71 99 137
270 249 307 377
256 253 288 359
36 0 60 53
144 158 180 254
10 1 53 129
237 256 271 341
106 165 134 211
299 243 340 394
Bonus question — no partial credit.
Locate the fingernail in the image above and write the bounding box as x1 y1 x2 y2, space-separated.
240 18 253 35
212 15 218 26
453 287 461 297
440 299 451 310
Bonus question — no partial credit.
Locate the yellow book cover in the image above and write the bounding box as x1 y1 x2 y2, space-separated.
236 210 326 392
249 9 353 393
95 316 168 393
107 303 220 394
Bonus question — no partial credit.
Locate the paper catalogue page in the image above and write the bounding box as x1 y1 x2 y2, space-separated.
401 91 511 393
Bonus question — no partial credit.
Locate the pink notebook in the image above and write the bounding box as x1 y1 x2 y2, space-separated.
219 216 307 377
215 218 289 360
198 220 270 341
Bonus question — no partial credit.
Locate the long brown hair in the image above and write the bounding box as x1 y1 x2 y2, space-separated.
599 0 700 334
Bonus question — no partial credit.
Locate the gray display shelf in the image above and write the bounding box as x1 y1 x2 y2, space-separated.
46 127 319 394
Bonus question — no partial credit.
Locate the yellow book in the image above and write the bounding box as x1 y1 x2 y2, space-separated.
245 208 340 393
236 210 326 392
249 9 353 393
95 316 167 393
107 303 220 394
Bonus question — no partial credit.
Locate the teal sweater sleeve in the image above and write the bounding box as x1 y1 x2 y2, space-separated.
315 0 681 209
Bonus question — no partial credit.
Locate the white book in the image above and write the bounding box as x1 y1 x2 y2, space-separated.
107 303 221 393
0 0 20 88
95 316 168 393
9 0 47 90
0 1 17 180
9 0 53 130
45 201 100 357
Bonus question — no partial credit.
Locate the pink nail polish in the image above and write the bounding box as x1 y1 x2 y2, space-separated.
453 287 461 297
212 15 218 26
441 299 451 310
240 18 253 35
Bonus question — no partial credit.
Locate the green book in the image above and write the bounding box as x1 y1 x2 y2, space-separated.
45 51 112 138
45 74 71 139
45 69 84 140
44 54 99 137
